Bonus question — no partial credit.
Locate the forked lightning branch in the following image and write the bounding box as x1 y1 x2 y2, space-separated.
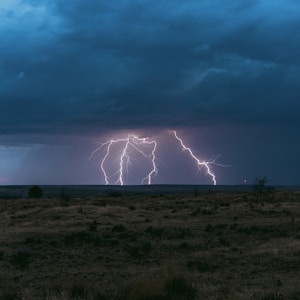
89 135 157 185
89 131 221 185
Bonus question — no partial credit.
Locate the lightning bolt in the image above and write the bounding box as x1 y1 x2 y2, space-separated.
89 135 157 185
90 130 224 185
172 130 218 185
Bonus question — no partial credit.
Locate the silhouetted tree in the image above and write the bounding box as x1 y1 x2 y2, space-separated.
253 177 268 195
253 177 274 201
28 185 43 199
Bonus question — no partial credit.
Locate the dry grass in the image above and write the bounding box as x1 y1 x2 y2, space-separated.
0 190 300 299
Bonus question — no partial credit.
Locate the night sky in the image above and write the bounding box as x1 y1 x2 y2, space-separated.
1 0 300 185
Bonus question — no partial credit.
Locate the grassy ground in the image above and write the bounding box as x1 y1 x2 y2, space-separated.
0 190 300 299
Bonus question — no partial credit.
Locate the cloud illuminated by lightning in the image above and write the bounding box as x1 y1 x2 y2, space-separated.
89 135 157 185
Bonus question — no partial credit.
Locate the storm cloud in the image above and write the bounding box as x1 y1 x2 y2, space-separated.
1 0 299 134
1 0 300 185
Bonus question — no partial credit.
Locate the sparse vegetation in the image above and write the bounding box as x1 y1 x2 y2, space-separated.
0 189 300 299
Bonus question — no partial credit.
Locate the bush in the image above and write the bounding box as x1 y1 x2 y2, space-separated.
0 289 20 300
164 275 196 299
261 293 284 300
11 246 32 269
88 220 98 232
59 188 70 206
253 177 274 201
68 283 87 299
28 185 43 199
64 231 93 246
123 273 196 300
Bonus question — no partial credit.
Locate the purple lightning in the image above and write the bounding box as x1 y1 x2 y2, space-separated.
89 135 157 185
172 130 218 185
91 130 223 185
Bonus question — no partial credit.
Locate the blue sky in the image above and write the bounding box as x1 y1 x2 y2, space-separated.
0 0 299 185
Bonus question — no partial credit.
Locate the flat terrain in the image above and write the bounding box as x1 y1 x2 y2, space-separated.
0 189 300 299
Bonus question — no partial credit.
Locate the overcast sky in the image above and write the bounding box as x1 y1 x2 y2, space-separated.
0 0 299 185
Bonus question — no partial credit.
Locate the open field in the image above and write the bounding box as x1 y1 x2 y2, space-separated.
0 187 300 299
1 184 299 199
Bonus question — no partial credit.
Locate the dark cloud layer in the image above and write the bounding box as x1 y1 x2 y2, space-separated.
1 0 300 134
1 0 300 185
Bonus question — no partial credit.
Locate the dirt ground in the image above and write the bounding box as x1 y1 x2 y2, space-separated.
0 190 300 299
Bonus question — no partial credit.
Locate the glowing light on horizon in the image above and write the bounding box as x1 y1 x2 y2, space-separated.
90 131 222 185
0 176 10 184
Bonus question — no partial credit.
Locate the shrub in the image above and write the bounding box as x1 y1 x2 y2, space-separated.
11 246 32 269
60 188 70 206
93 290 109 300
253 177 274 201
112 224 127 232
28 185 43 199
178 242 191 250
68 282 87 299
126 246 141 258
63 231 99 246
261 293 284 300
145 226 164 239
125 241 152 258
140 241 152 254
187 259 216 272
164 275 196 299
123 273 196 300
0 289 20 300
88 220 98 232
